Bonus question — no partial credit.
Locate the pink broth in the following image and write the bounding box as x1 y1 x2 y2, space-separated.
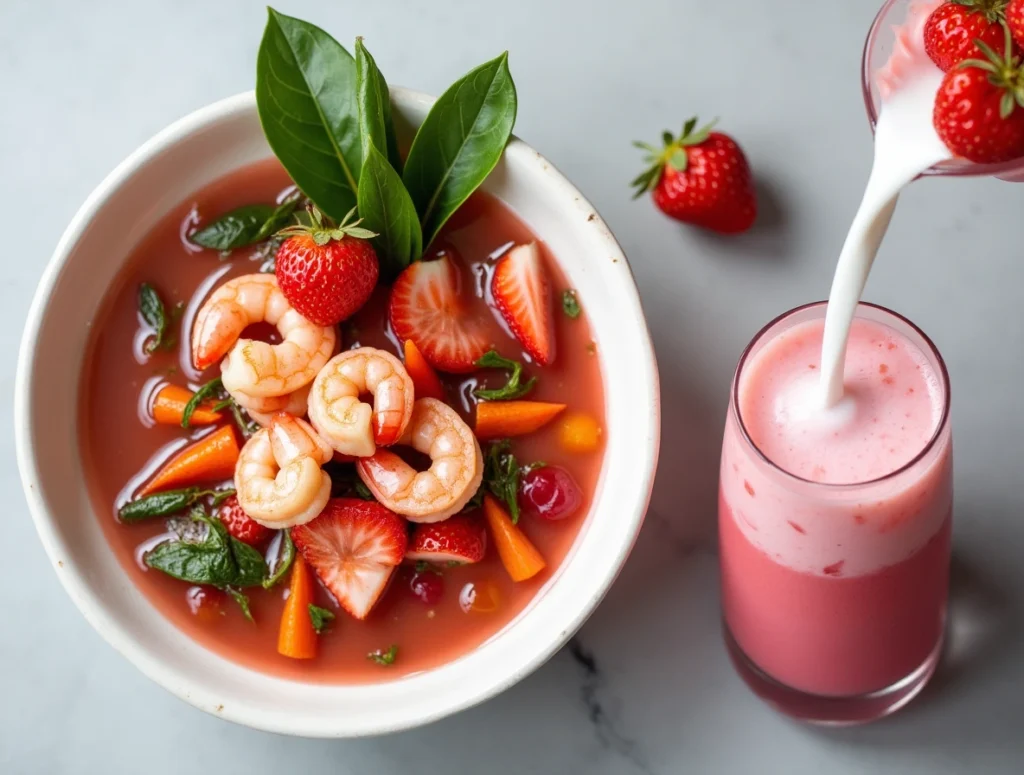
79 158 606 682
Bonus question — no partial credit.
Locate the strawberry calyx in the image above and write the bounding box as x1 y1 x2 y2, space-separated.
961 25 1024 117
951 0 1009 24
277 205 377 246
630 117 718 198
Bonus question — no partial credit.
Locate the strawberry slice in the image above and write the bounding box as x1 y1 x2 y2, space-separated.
291 498 408 620
389 252 489 374
491 243 555 365
405 514 487 565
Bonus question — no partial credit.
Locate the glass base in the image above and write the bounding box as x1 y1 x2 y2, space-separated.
724 624 943 726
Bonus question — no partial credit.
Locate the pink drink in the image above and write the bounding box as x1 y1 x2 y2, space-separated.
719 302 952 721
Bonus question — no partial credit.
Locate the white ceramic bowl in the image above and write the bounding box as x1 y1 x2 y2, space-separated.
15 88 660 737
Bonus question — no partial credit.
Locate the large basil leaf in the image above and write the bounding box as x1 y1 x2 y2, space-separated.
190 204 276 250
256 8 361 220
144 513 267 587
356 39 402 173
402 52 516 247
231 538 269 587
357 145 422 276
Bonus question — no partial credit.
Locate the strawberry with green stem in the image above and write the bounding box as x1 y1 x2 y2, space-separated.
933 24 1024 162
924 0 1013 72
631 118 757 235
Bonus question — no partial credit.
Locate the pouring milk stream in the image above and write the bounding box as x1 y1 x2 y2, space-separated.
819 1 952 408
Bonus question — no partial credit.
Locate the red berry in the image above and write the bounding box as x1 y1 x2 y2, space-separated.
924 1 1011 73
218 495 273 546
632 118 757 234
933 36 1024 163
409 571 444 605
491 243 556 365
389 251 489 373
520 465 582 521
1011 0 1024 48
275 207 379 326
405 514 487 564
186 585 224 623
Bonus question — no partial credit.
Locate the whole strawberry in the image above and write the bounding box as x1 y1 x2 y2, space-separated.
1009 0 1024 48
924 0 1010 73
631 118 756 234
933 30 1024 162
275 206 379 326
218 495 273 546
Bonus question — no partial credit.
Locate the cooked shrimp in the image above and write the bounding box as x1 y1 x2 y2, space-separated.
234 413 332 528
229 384 311 428
191 273 336 397
307 347 415 458
356 397 483 522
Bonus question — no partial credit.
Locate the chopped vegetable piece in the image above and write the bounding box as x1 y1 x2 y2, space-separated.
367 644 398 665
138 426 240 496
181 377 226 429
403 338 445 400
152 384 223 426
277 556 318 659
562 289 581 319
308 604 335 634
482 494 546 582
475 400 566 440
558 412 603 453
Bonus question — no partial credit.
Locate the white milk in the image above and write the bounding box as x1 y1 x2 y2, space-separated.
819 2 952 407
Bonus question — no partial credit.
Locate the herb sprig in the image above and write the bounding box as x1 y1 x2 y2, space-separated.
473 351 536 401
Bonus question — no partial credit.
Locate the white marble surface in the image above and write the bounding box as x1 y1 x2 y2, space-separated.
3 0 1023 771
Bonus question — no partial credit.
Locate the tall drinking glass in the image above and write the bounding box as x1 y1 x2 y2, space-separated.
719 302 952 725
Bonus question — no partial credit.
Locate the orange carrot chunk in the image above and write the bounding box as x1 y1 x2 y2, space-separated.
151 384 223 426
138 425 240 496
404 339 445 401
557 412 603 453
483 494 546 582
277 556 318 660
475 400 566 440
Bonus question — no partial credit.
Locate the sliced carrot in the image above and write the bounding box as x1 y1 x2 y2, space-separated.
404 339 445 401
151 384 223 426
483 494 546 582
138 425 240 496
277 555 318 659
475 400 566 440
557 411 603 453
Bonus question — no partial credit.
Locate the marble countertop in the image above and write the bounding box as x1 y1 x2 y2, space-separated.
3 0 1023 771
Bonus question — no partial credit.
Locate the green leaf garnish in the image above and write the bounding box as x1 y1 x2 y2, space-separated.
254 195 303 243
562 289 581 319
181 377 225 429
367 644 398 666
473 350 536 401
190 204 276 251
358 146 423 277
308 604 336 634
138 283 169 354
256 8 362 220
482 439 522 523
227 588 254 623
355 38 403 174
262 530 295 589
119 487 208 522
403 52 517 247
144 511 268 588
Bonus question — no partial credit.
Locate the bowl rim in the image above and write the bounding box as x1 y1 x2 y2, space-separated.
15 88 661 736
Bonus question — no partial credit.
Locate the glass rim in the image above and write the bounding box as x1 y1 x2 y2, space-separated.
730 301 952 490
861 0 1024 179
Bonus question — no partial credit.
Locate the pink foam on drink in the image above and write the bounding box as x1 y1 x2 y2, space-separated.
740 317 943 485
